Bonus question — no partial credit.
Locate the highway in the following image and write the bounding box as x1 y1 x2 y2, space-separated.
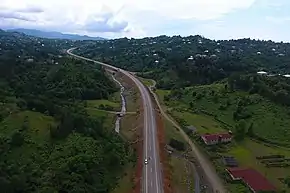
67 48 164 193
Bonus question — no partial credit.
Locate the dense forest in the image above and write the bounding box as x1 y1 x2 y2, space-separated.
228 74 290 106
0 30 133 192
75 35 290 89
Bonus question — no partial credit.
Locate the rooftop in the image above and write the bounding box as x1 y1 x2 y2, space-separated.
201 133 232 141
227 168 276 192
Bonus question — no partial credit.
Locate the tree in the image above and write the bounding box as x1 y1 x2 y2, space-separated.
234 120 246 141
10 131 24 147
285 176 290 187
247 122 254 137
189 101 194 109
169 138 185 151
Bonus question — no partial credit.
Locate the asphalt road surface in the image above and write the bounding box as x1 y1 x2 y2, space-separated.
67 48 163 193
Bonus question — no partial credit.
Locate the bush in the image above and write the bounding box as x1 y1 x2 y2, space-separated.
256 155 285 160
10 131 24 147
169 138 185 151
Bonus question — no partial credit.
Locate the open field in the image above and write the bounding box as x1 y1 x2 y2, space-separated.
1 110 55 161
171 111 225 134
139 77 154 87
120 113 140 141
164 117 187 144
1 110 54 142
86 99 120 110
156 89 171 107
170 156 195 193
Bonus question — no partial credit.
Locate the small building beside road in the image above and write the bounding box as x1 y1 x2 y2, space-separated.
257 71 267 75
186 125 197 134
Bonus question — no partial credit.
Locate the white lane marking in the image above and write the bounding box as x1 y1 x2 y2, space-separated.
151 180 153 188
151 167 153 173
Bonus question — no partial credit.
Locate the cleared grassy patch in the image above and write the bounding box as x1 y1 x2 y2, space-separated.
1 110 54 141
171 111 225 134
120 113 139 141
228 183 251 193
109 91 122 103
164 117 187 145
86 99 120 110
156 89 171 106
139 77 154 87
2 110 55 161
170 156 195 193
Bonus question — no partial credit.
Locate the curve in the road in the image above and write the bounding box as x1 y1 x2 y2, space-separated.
67 48 164 193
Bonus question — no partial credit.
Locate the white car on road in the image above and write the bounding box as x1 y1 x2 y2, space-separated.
144 158 148 165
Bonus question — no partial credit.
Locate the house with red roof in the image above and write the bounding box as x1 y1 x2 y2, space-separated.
201 133 232 145
227 168 276 193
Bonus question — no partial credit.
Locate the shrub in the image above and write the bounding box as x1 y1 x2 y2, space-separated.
169 138 185 151
10 131 24 147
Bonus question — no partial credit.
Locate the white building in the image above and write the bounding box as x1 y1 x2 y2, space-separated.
187 56 194 60
257 71 267 75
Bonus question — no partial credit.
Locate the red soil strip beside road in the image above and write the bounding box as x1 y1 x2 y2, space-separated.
156 110 173 193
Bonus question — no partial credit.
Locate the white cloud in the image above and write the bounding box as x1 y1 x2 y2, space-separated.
266 16 290 24
0 0 257 37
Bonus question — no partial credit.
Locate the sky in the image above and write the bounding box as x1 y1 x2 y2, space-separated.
0 0 290 41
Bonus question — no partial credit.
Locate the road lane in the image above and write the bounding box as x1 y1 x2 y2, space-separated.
67 48 163 193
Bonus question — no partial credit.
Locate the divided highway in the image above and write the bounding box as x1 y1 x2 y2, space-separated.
67 48 164 193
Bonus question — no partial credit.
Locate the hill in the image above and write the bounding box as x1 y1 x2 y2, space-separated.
0 30 132 192
75 35 290 89
7 28 106 41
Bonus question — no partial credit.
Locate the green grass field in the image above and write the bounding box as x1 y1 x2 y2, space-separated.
1 110 54 141
139 77 154 87
171 111 225 134
167 84 290 146
156 89 171 106
1 110 55 161
163 117 187 145
86 99 120 110
170 156 195 193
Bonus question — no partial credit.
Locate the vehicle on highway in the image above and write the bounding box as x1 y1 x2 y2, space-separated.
144 158 148 165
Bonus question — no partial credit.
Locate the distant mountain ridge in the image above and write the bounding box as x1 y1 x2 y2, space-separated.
6 28 106 41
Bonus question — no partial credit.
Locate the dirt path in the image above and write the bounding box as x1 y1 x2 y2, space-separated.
147 81 227 193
